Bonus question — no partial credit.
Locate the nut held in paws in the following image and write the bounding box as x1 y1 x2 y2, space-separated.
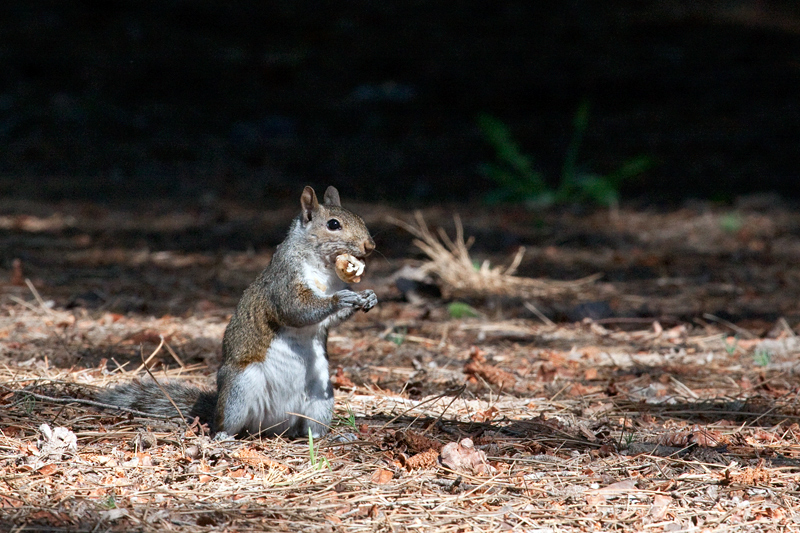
335 254 365 283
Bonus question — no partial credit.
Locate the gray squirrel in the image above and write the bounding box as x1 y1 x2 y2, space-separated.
98 186 377 439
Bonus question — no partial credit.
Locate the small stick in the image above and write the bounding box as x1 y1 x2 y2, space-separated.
779 317 795 337
379 386 465 432
164 341 186 369
524 301 555 327
285 412 330 436
702 313 756 339
25 278 53 315
7 295 39 313
669 376 699 399
433 384 466 428
134 339 166 375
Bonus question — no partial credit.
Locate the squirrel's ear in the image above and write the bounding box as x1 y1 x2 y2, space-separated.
300 186 319 223
323 186 341 207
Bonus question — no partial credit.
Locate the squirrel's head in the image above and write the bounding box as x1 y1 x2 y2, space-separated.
299 186 375 265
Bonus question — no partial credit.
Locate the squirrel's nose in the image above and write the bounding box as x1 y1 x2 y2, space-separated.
363 237 375 256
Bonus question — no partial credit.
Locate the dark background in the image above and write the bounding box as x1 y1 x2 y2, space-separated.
1 0 799 204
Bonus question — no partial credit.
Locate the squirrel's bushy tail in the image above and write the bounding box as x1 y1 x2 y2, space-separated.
97 380 217 430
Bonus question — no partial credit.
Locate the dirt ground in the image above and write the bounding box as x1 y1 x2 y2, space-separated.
1 196 800 531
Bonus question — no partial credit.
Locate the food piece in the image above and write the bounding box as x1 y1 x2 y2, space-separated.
335 254 365 283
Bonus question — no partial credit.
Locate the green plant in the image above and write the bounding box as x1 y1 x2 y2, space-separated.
719 212 744 234
477 114 550 205
386 326 407 346
335 404 357 430
478 101 651 207
308 428 331 471
624 431 636 447
723 335 739 355
448 301 480 319
22 394 35 415
100 495 117 510
753 349 771 367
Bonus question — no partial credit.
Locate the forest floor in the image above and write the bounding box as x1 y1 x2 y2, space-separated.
2 196 800 532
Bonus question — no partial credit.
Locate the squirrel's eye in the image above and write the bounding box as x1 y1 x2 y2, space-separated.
326 219 342 231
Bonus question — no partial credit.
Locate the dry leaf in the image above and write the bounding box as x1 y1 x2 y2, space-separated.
38 424 77 460
136 453 152 466
37 463 58 476
356 504 378 518
586 494 606 507
598 479 637 493
331 367 355 389
587 478 638 502
235 448 291 473
0 496 22 509
324 515 343 524
582 402 614 418
371 468 393 484
100 509 128 521
649 494 672 519
464 351 516 389
471 406 499 423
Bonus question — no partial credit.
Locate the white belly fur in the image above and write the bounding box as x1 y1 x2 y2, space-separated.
240 324 333 437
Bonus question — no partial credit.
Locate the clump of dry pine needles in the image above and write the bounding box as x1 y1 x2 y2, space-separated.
390 211 600 298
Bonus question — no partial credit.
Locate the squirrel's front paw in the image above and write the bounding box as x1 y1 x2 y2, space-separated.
360 289 377 312
336 289 377 311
